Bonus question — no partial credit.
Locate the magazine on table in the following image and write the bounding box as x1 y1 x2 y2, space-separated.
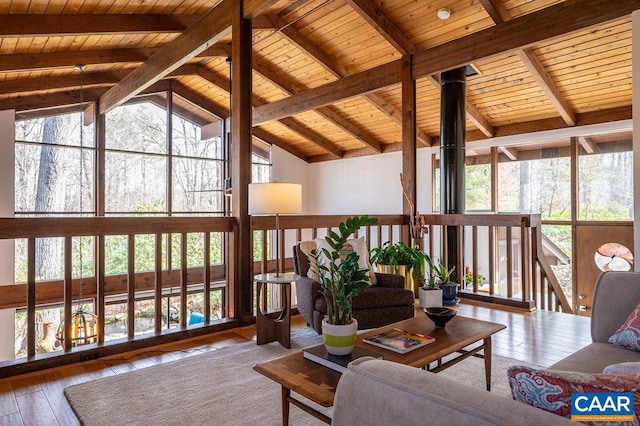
363 328 435 354
303 344 383 373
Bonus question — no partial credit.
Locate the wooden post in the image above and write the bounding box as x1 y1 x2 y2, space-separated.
401 55 417 245
154 233 163 333
229 0 254 324
570 136 579 312
27 238 36 360
127 234 135 338
64 237 73 352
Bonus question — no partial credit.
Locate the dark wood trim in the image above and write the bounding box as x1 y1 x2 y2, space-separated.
570 136 579 312
230 0 254 324
250 214 406 230
154 234 163 333
204 232 211 326
180 233 188 328
0 14 200 37
459 291 535 311
97 235 106 345
0 217 235 239
64 237 73 353
127 235 136 338
27 238 36 360
401 55 417 244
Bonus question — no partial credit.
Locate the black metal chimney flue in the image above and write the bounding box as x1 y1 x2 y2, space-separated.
440 67 466 282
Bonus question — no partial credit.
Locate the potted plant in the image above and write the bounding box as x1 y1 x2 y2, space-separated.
370 241 416 292
415 252 442 308
433 262 458 305
312 215 378 355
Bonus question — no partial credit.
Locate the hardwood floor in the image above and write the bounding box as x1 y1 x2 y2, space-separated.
0 302 591 426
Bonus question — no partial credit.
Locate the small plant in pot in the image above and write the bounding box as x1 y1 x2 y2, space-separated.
433 262 458 306
415 252 443 308
312 215 378 355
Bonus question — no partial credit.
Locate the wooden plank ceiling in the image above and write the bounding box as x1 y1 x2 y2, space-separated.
0 0 636 163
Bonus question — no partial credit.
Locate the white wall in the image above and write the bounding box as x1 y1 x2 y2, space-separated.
0 109 15 361
271 146 310 213
306 148 434 215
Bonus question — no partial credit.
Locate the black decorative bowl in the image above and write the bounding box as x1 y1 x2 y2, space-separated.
424 307 457 328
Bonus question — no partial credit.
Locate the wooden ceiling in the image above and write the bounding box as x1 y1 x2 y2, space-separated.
0 0 636 162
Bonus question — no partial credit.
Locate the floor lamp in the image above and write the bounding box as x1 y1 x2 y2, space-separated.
249 183 302 277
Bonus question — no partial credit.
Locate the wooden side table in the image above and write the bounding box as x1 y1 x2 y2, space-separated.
255 272 299 348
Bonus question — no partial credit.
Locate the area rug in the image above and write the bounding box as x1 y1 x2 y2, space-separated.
65 328 537 426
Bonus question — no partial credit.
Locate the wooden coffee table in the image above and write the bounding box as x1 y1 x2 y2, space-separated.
253 315 505 425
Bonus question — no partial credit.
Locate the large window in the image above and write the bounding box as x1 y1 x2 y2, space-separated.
13 90 273 355
579 150 633 220
498 157 571 220
105 98 169 214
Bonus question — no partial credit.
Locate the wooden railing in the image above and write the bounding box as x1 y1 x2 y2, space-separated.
0 217 237 377
420 213 572 313
0 213 570 378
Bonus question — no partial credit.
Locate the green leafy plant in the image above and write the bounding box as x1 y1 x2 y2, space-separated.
433 262 455 285
413 250 437 289
370 241 415 268
312 215 378 325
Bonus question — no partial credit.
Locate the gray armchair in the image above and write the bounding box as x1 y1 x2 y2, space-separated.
293 243 415 334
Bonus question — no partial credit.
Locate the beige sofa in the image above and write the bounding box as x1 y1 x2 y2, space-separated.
332 271 640 425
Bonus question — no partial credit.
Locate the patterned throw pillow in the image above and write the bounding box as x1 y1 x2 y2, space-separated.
507 365 640 422
609 303 640 351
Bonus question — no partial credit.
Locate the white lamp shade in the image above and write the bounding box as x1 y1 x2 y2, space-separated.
248 183 302 215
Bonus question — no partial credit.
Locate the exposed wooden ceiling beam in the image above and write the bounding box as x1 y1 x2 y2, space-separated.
0 64 199 96
478 0 510 23
99 0 233 114
0 49 151 73
578 136 598 154
344 0 415 55
413 0 640 79
516 49 575 126
277 16 431 146
479 0 576 127
243 0 281 19
0 15 200 37
171 81 228 120
0 45 230 74
198 65 343 159
253 128 309 162
252 60 402 125
4 81 171 113
278 0 316 18
253 61 383 152
499 146 518 161
255 0 638 130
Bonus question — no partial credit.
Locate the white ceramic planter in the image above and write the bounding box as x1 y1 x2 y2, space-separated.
322 318 358 355
419 287 443 309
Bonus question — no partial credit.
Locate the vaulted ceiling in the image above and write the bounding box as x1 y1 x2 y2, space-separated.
0 0 636 162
